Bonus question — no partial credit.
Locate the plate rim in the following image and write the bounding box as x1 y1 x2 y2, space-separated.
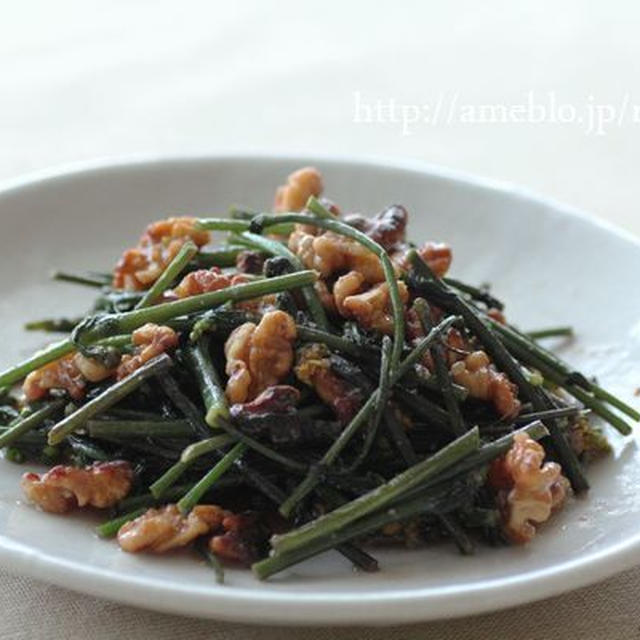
0 152 638 626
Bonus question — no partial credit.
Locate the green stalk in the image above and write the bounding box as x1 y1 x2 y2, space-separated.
0 426 47 446
383 405 418 465
256 422 547 579
0 334 131 389
177 442 247 514
272 427 480 555
157 373 210 438
180 434 237 464
149 460 191 499
0 339 74 388
297 326 378 361
118 481 241 512
150 434 236 498
96 508 147 538
499 336 633 435
216 417 308 473
345 336 392 472
197 216 293 236
490 319 640 422
52 271 108 288
67 436 111 461
527 326 574 340
184 336 229 429
440 513 475 555
414 298 466 437
194 219 253 233
87 419 193 439
195 539 225 584
255 470 482 580
25 317 82 333
514 407 583 424
193 246 245 268
408 250 589 493
135 241 198 309
0 400 65 448
48 354 173 445
394 386 450 428
72 271 316 345
442 277 504 311
413 421 548 492
413 368 468 400
238 231 329 330
188 306 256 342
279 315 460 517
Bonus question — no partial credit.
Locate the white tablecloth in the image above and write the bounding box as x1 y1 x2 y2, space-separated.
1 2 639 637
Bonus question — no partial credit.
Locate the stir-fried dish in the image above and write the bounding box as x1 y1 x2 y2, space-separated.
0 167 637 581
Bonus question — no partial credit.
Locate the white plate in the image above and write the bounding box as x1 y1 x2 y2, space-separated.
0 155 638 626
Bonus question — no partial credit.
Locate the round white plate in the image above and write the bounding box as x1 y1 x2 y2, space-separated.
0 155 638 626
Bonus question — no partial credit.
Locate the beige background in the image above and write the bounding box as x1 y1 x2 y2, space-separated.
1 1 639 638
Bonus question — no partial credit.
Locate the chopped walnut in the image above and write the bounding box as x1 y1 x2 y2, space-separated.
487 308 507 324
289 230 388 283
394 241 453 278
344 205 408 250
230 385 300 418
314 279 337 313
295 343 362 424
333 271 409 334
209 512 267 565
113 217 210 290
118 504 227 553
73 353 117 383
224 311 297 404
274 167 324 212
117 323 179 380
23 349 120 402
489 433 570 543
451 350 521 418
23 325 174 401
173 267 232 298
21 461 133 514
23 354 85 402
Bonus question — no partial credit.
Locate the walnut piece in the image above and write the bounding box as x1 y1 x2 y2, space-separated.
117 323 179 380
23 354 86 402
230 385 300 418
73 353 117 383
21 461 133 514
295 343 362 424
113 217 210 290
173 267 232 298
289 230 388 283
23 325 174 401
118 504 227 553
344 205 408 250
224 310 297 404
209 512 266 565
451 350 521 418
394 241 453 278
333 271 409 334
23 350 119 402
274 167 324 212
489 432 570 543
